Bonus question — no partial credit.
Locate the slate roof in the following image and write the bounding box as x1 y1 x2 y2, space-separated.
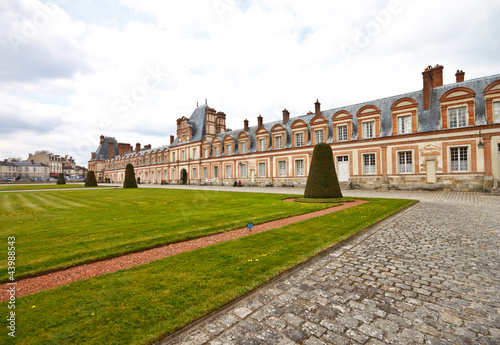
91 136 118 161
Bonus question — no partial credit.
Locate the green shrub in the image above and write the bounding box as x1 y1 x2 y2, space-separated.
123 163 138 188
84 171 98 187
56 173 66 185
304 143 343 198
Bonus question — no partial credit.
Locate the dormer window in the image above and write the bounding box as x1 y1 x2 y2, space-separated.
275 136 282 149
241 142 246 154
362 121 375 139
398 115 412 134
259 138 266 151
449 107 467 128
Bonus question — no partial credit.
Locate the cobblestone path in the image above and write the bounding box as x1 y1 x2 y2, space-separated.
163 191 500 344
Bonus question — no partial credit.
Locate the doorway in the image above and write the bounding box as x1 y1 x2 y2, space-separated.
181 169 188 185
337 156 350 181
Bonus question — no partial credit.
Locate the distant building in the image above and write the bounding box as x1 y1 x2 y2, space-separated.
90 65 500 191
28 153 62 176
1 160 50 180
0 161 16 179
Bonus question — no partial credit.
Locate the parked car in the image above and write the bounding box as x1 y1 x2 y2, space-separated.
1 177 15 181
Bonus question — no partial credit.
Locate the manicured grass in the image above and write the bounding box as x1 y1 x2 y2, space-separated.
0 189 329 281
0 184 90 191
2 197 415 345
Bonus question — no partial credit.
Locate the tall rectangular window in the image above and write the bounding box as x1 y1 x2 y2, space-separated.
203 167 208 179
363 121 374 138
275 136 282 149
337 125 348 141
225 165 231 178
398 115 412 134
278 161 286 177
295 159 304 176
204 148 208 158
192 167 197 179
398 151 413 174
259 138 266 151
213 166 219 178
240 163 247 178
172 169 176 179
214 147 219 157
295 133 304 147
226 144 231 155
258 162 266 177
192 148 197 159
240 142 246 154
494 102 500 123
315 130 324 144
450 147 468 172
181 150 185 161
172 152 176 162
449 107 467 128
363 154 376 174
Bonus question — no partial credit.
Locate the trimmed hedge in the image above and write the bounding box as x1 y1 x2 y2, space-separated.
56 173 66 185
85 171 98 187
304 143 343 198
123 163 138 188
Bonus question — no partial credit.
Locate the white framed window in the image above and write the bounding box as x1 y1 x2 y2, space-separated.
295 159 304 176
240 163 247 178
172 152 176 162
203 167 208 179
398 115 412 134
204 148 208 158
314 130 324 144
449 107 467 128
493 101 500 123
363 121 375 138
337 125 348 141
450 147 468 172
225 165 231 178
278 160 286 177
192 148 197 160
214 146 219 157
295 133 304 147
226 144 231 155
172 169 176 179
164 170 168 180
213 166 219 178
181 150 185 161
259 138 266 151
258 162 266 177
192 167 197 179
275 136 282 149
398 151 413 174
363 153 376 175
240 142 246 154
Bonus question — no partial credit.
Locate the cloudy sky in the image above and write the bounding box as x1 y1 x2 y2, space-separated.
1 0 499 167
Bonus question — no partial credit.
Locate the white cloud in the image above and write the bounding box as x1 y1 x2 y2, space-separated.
0 0 499 166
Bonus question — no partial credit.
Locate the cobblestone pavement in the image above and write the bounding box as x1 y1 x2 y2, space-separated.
162 190 500 345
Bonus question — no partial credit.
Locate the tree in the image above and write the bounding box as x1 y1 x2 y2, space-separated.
123 163 138 188
34 150 53 155
85 171 98 187
56 173 66 185
8 157 22 162
304 143 343 198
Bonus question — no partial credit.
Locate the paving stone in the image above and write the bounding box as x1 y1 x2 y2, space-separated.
164 191 500 345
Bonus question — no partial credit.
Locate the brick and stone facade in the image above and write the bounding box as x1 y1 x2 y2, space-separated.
90 65 500 191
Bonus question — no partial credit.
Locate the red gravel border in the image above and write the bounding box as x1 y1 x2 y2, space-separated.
0 199 368 301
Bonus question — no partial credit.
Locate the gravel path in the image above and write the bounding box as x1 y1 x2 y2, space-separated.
0 199 367 301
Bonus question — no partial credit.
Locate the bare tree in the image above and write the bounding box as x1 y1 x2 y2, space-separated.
7 157 22 162
34 150 53 155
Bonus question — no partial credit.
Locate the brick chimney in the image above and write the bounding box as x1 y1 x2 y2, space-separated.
244 119 249 131
282 108 290 125
107 141 114 159
216 112 227 133
422 64 444 111
455 70 465 83
135 143 141 154
257 115 263 128
100 135 105 144
315 99 321 117
170 135 174 144
145 144 151 150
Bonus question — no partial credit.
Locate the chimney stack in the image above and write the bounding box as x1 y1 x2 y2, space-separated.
422 64 444 111
100 135 105 144
315 99 321 117
244 119 249 131
170 135 174 145
108 141 114 160
455 70 465 83
282 108 290 125
135 143 141 154
91 152 96 160
257 115 263 128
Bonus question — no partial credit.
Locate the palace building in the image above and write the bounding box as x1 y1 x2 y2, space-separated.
89 65 500 192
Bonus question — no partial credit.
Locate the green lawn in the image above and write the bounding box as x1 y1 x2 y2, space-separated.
1 196 415 345
0 184 90 191
0 189 330 281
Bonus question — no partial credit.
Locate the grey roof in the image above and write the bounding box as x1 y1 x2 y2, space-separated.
13 161 47 167
169 104 208 148
91 136 118 161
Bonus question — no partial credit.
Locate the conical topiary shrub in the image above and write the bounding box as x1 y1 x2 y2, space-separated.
85 171 98 187
304 143 343 198
123 163 138 188
56 173 66 185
